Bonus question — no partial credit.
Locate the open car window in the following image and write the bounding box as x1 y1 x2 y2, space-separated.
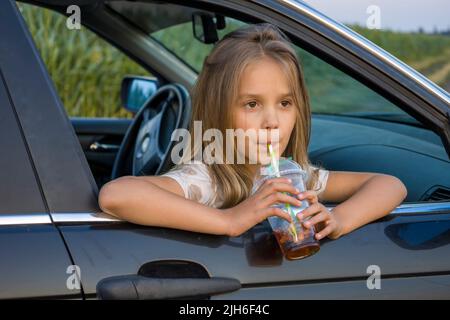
151 18 246 73
305 0 450 95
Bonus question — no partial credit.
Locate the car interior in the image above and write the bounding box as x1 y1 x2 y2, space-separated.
20 0 450 205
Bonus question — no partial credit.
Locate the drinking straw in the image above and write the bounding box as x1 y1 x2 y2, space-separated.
268 144 298 241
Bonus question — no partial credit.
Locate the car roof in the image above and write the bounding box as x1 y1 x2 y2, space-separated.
107 1 199 34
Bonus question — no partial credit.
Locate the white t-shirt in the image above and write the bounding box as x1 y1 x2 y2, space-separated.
161 160 329 208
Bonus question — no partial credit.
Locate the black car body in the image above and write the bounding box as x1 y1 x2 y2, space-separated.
0 0 449 299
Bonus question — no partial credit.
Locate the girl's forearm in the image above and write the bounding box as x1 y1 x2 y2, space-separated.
99 178 230 236
331 175 407 237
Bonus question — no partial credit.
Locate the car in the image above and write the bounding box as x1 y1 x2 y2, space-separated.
0 0 449 300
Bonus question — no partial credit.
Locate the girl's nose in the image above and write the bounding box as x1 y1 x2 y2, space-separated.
262 106 280 129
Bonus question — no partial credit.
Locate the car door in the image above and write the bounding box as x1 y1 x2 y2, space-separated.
0 0 82 299
15 0 450 300
58 210 450 299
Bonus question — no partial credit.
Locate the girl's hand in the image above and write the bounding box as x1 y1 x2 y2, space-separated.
223 177 303 237
297 190 344 240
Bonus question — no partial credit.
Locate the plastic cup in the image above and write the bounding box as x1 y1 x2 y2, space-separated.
251 158 320 260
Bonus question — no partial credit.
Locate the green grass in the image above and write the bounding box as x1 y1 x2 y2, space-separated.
18 2 149 118
295 48 393 113
298 26 450 113
353 24 450 92
18 3 450 118
352 24 450 64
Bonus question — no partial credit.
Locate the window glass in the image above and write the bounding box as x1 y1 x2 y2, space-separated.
305 0 450 94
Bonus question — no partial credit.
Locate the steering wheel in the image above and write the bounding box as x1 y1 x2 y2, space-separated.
111 83 191 179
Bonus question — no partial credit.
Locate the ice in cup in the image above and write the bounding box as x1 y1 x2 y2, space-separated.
252 158 320 260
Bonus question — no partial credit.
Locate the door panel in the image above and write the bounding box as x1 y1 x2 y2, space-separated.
214 274 450 299
60 211 450 299
0 0 87 299
0 224 82 299
0 74 80 298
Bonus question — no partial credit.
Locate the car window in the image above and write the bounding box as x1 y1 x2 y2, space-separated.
106 2 450 205
18 2 150 118
146 15 417 124
297 48 418 124
107 1 417 122
304 0 450 95
151 18 247 73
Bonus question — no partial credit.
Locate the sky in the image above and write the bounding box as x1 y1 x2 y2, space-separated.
304 0 450 33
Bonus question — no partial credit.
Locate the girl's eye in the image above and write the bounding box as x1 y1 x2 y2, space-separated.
281 100 292 108
245 101 258 109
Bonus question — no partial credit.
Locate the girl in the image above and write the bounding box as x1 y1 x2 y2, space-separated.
98 23 407 239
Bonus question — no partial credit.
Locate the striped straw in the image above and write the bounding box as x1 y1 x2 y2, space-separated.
267 144 298 241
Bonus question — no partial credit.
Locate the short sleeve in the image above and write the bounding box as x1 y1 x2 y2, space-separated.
160 162 224 208
310 165 330 200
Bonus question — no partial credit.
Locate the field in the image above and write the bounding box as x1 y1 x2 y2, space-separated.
353 25 450 92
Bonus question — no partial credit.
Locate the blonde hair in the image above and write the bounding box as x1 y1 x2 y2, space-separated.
178 23 324 208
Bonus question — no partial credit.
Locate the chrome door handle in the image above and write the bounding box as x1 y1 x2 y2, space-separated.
89 141 120 152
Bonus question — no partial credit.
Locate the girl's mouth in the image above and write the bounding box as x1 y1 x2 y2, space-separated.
258 141 279 147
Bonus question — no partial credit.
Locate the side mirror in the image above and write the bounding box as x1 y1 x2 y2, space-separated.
192 12 226 44
121 76 159 114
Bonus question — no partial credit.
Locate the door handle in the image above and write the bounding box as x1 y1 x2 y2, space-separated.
96 275 241 300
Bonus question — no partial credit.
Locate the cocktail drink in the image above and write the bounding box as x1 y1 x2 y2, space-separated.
252 154 320 260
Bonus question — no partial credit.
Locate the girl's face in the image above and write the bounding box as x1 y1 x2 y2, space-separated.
232 56 297 165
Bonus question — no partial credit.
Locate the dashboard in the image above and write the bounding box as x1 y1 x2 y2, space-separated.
309 114 450 202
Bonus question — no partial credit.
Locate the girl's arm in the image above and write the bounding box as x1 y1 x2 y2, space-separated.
98 176 230 235
321 172 408 236
98 175 299 237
